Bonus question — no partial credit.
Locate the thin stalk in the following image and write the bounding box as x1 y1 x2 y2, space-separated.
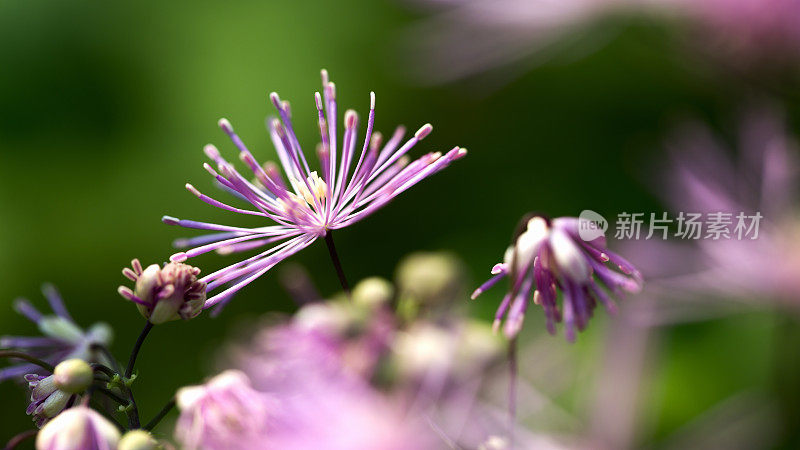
0 351 54 373
145 399 176 431
126 321 153 379
3 429 36 450
90 344 123 376
96 386 130 406
91 363 117 379
324 231 351 296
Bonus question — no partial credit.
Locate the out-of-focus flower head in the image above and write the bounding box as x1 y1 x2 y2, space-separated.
175 370 274 450
395 251 466 317
667 0 800 66
400 0 635 84
402 0 800 85
35 405 121 450
628 106 800 320
236 296 395 388
211 317 435 449
218 268 566 449
473 214 642 341
117 259 206 324
163 70 466 313
391 319 502 383
0 284 112 381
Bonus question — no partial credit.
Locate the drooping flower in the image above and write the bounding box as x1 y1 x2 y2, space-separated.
117 259 206 324
163 70 466 311
35 405 121 450
0 285 112 381
25 374 74 427
472 214 643 341
174 370 275 450
25 359 93 427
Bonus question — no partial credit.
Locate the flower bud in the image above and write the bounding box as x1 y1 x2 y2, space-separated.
25 374 75 427
36 406 121 450
53 359 93 394
395 252 465 306
351 277 394 309
119 429 159 450
119 259 207 324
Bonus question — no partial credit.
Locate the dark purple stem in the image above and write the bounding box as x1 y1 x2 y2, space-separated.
324 231 351 296
3 429 36 450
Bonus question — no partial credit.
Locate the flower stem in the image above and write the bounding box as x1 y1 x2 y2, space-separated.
91 363 116 379
91 344 123 375
508 337 518 449
96 386 130 406
3 429 37 450
126 321 153 379
89 343 141 429
0 350 54 373
145 398 176 431
324 231 351 296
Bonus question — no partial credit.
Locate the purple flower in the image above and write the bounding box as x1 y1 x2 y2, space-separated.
163 70 466 311
472 215 642 341
0 285 112 381
117 259 206 324
175 370 275 450
626 107 800 320
25 373 76 428
25 359 92 427
35 405 121 450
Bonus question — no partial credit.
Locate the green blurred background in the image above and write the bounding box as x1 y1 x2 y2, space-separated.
1 0 798 447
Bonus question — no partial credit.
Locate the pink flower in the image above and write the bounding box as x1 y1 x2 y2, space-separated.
163 70 465 312
627 106 800 321
174 370 275 450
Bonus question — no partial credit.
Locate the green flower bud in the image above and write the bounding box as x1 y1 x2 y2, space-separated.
395 252 465 306
119 429 159 450
351 277 394 309
53 359 93 394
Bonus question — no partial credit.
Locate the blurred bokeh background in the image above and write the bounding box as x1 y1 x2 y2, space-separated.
1 0 799 448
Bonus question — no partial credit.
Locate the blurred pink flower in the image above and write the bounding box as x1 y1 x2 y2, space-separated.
227 311 436 449
668 0 800 65
627 106 800 321
401 0 800 85
400 0 631 84
175 370 275 450
217 284 572 449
